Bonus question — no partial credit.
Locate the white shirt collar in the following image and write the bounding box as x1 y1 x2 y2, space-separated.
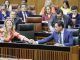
61 28 64 34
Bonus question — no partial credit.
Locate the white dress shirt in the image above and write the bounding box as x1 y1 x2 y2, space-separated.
22 11 28 22
58 29 64 44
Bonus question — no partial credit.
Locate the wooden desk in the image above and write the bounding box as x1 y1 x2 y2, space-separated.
0 58 32 60
0 43 79 60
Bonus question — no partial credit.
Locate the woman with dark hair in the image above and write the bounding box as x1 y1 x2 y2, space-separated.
61 0 71 15
4 0 12 11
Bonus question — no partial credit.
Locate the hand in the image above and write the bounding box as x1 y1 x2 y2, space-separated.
22 37 30 42
54 43 60 46
29 39 37 44
54 43 65 46
29 39 35 44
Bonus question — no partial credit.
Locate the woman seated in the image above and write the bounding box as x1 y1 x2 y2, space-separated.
40 0 56 15
0 17 33 43
60 0 71 15
42 5 53 21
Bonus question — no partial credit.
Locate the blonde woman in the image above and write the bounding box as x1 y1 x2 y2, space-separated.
42 5 53 21
0 18 32 43
40 0 56 15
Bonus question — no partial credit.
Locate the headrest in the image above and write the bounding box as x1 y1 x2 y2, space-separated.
17 24 34 31
26 17 42 23
12 4 18 9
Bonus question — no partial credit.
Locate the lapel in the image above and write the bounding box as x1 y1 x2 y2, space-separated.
63 29 66 43
54 31 59 42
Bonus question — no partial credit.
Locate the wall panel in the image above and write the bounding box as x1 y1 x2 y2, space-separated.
0 0 79 13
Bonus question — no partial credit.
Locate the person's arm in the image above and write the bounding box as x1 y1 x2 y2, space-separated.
65 32 73 46
36 33 54 44
14 32 31 42
0 28 10 42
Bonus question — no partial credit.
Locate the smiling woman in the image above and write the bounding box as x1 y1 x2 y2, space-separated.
0 17 34 43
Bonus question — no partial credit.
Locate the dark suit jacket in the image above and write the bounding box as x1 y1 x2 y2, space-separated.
37 29 73 46
48 14 70 28
17 11 33 21
68 13 80 27
14 17 23 30
0 11 10 20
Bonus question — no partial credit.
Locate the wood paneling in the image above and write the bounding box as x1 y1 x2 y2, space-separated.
0 43 79 60
0 0 80 13
0 0 21 4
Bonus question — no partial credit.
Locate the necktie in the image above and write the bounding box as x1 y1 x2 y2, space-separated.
23 12 26 22
58 32 62 44
24 12 26 17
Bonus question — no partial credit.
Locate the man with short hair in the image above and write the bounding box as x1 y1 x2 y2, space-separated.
68 6 80 28
34 21 73 46
0 4 10 21
48 9 70 31
17 4 33 22
10 11 22 30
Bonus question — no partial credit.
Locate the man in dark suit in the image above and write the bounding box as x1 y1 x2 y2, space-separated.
0 4 10 21
17 4 33 22
68 6 80 28
34 21 73 46
48 9 70 31
10 11 23 30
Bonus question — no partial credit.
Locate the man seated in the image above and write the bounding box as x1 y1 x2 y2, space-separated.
48 9 70 32
17 4 33 22
0 4 10 21
68 6 80 28
32 21 73 46
10 11 23 30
